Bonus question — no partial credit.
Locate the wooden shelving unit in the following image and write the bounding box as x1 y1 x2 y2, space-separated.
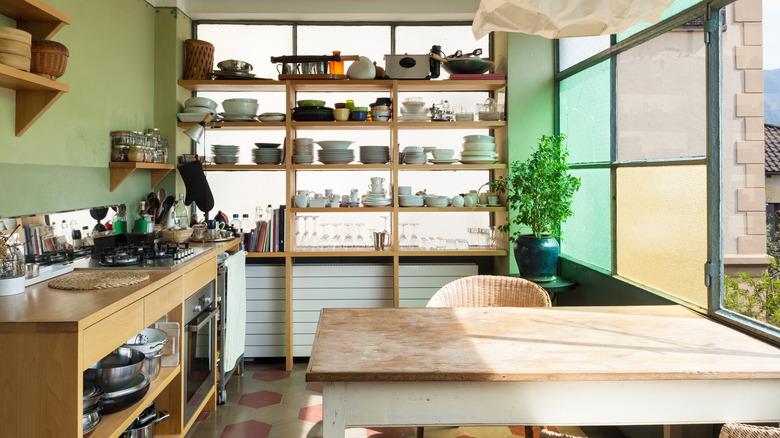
109 162 175 192
178 78 508 368
0 0 71 136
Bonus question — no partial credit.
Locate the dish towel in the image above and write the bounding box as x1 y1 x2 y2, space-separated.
223 250 246 372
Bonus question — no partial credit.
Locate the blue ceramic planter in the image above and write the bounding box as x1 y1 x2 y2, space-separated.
513 235 559 282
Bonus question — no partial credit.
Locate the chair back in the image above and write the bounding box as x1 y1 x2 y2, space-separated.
426 275 551 308
720 423 780 438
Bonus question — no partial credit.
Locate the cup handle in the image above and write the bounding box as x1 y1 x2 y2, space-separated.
218 222 226 230
276 64 282 74
384 233 392 247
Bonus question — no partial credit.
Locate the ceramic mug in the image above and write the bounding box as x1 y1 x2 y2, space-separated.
294 195 309 208
373 231 391 251
488 196 499 205
368 184 384 193
371 177 384 185
398 186 412 195
451 195 464 207
333 108 350 121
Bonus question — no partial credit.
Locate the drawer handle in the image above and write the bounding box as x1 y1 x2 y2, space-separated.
186 308 218 332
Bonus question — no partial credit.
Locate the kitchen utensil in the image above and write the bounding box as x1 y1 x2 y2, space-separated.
184 96 217 111
441 57 494 75
142 350 162 380
83 382 103 412
84 347 146 392
83 405 102 435
123 328 169 355
98 372 151 415
373 231 391 251
156 195 175 224
121 409 170 438
30 39 68 79
217 59 252 72
384 54 438 79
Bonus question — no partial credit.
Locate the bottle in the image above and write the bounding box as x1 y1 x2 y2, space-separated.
61 220 72 245
254 205 264 225
71 226 82 248
241 214 252 232
230 214 242 235
112 205 127 234
174 193 188 229
134 201 148 233
331 50 344 75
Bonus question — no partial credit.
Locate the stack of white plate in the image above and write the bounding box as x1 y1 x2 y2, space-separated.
317 149 354 164
293 138 314 164
398 98 429 122
359 146 390 164
460 135 498 164
178 97 217 122
316 140 354 150
399 195 424 207
402 146 427 164
211 145 239 164
363 189 392 207
252 144 282 164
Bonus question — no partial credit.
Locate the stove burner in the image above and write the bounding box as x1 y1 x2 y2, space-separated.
97 242 196 267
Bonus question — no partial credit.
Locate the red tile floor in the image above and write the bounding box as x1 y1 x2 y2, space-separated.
185 359 620 438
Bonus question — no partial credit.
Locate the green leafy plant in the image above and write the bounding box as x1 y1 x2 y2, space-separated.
724 258 780 327
498 134 581 241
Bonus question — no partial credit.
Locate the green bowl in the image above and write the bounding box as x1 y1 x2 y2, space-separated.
297 100 326 108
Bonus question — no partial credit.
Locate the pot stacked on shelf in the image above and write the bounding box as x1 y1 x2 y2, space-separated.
293 100 334 121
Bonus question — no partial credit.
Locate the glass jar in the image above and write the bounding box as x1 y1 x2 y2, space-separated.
128 145 145 162
111 145 129 162
111 130 134 146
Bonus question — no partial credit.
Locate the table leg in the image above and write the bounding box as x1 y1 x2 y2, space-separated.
322 382 347 438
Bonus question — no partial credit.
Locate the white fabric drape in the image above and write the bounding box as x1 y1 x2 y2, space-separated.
223 250 246 373
472 0 675 39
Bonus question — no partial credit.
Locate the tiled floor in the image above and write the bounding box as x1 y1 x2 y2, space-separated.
185 359 624 438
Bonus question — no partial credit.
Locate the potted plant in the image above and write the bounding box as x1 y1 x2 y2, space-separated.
498 134 581 281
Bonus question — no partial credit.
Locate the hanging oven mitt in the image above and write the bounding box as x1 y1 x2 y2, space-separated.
177 159 215 213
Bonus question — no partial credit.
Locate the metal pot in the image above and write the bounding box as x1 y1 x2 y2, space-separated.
123 328 168 356
99 373 151 415
121 409 170 438
84 347 145 392
82 405 102 435
441 57 494 75
142 350 162 380
83 382 103 412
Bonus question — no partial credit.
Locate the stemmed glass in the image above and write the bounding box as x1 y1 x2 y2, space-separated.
300 216 311 248
356 223 366 247
309 216 319 248
343 223 354 248
399 223 408 247
320 222 331 248
332 222 342 248
295 216 305 248
409 223 419 248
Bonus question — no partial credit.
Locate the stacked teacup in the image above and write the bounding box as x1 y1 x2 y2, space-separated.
293 138 314 164
363 177 392 207
402 146 427 164
460 134 498 164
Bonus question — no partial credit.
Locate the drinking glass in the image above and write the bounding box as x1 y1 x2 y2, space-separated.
309 216 320 248
409 223 419 248
343 223 354 248
399 223 408 247
356 223 367 247
332 222 342 247
301 216 311 247
295 216 305 248
320 222 331 247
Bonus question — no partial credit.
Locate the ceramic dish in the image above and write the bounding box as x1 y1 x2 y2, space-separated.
254 143 281 148
463 134 495 142
178 113 211 122
258 113 285 122
297 100 326 107
316 140 354 150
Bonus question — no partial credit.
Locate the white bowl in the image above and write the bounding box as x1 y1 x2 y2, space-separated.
463 135 495 142
224 98 258 103
185 97 217 111
294 137 314 144
431 149 455 160
222 100 259 115
182 106 213 114
403 146 424 153
316 140 354 150
462 142 496 151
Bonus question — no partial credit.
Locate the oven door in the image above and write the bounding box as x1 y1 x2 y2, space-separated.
182 300 218 423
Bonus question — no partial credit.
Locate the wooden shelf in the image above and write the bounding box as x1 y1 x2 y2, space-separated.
398 121 506 130
177 79 285 92
398 206 506 212
176 79 505 94
0 0 70 136
292 207 393 213
292 121 393 130
397 79 507 92
400 163 506 170
289 79 394 92
246 248 508 257
247 251 289 258
203 164 285 171
109 162 175 192
291 163 392 170
178 121 286 130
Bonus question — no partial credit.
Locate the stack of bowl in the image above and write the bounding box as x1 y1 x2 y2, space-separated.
399 194 424 207
0 27 32 72
430 148 457 164
293 138 314 164
424 195 450 208
370 99 392 122
402 146 427 164
293 100 334 121
84 347 151 415
460 134 498 164
220 98 258 121
359 145 390 164
316 140 354 164
253 143 283 164
179 96 217 122
211 144 240 164
398 97 428 122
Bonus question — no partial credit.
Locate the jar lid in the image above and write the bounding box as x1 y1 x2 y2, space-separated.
112 145 129 149
111 130 134 136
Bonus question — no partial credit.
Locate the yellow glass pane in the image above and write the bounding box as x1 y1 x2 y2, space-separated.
616 165 707 307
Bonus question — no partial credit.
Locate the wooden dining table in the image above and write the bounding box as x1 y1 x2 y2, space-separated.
306 306 780 437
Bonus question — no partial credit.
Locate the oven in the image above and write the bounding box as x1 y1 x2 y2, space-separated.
182 279 217 425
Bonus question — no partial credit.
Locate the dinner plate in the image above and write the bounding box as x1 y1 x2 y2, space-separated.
429 159 458 164
460 159 498 164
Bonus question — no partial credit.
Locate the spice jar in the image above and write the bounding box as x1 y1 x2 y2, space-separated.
128 145 145 162
111 130 134 146
111 145 129 162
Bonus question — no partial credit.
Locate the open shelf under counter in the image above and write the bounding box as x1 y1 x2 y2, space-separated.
397 120 506 130
397 79 507 92
398 248 508 256
292 206 394 213
288 79 395 92
177 121 286 130
89 365 181 438
291 163 393 171
289 248 397 257
177 79 286 92
246 251 290 258
202 164 286 171
399 163 506 170
398 206 506 213
292 121 393 130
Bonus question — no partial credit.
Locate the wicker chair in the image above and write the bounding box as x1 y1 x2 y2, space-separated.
417 275 551 438
721 423 780 437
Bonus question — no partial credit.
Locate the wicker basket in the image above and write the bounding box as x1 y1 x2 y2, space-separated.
161 228 194 243
184 39 215 80
30 39 68 79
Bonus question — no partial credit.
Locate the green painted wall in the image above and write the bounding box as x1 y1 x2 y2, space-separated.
505 33 555 273
0 0 191 222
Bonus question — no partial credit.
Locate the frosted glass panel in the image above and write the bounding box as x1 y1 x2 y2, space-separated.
297 26 390 69
395 26 490 79
560 168 611 270
616 31 706 161
197 25 292 80
616 165 707 307
560 60 611 164
618 0 705 41
559 35 610 71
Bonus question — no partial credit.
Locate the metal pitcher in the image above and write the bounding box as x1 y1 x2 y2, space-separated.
373 231 391 251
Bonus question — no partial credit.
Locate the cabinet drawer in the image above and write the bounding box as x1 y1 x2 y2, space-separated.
83 300 144 369
184 257 215 293
144 277 183 326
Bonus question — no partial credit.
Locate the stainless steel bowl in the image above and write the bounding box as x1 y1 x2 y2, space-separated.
84 347 145 393
441 57 494 75
83 405 102 435
141 350 162 380
83 382 103 412
217 59 253 72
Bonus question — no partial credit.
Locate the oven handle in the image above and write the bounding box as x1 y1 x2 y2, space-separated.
186 307 218 332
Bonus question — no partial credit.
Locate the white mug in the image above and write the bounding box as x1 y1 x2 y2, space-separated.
370 177 384 185
294 195 309 208
398 186 412 195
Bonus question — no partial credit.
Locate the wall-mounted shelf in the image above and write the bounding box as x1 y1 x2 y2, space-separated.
109 162 175 192
0 0 71 136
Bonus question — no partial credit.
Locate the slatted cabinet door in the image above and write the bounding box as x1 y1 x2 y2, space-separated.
245 265 286 357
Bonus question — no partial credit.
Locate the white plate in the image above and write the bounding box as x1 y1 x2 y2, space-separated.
460 159 498 164
178 113 211 122
258 115 285 122
429 159 458 164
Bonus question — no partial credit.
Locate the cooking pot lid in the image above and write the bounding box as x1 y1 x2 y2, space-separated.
83 382 102 398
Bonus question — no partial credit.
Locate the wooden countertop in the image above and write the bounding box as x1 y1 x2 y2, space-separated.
0 239 239 330
306 306 780 382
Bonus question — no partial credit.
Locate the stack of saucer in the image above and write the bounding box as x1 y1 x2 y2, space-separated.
359 145 390 164
363 186 392 207
211 145 239 164
317 147 354 164
293 138 314 164
398 98 429 122
460 134 498 164
402 146 427 164
252 143 282 164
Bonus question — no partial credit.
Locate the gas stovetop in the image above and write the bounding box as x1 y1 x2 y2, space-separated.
72 243 209 270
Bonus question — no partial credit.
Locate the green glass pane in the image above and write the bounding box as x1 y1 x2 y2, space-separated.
618 0 705 41
559 60 611 164
560 168 611 271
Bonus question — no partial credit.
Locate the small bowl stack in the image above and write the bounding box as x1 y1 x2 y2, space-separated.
359 145 390 164
316 140 355 164
399 194 424 207
398 98 428 122
253 143 283 164
460 135 498 164
424 195 450 208
220 98 258 121
402 146 427 164
179 96 217 122
211 144 239 164
293 138 314 164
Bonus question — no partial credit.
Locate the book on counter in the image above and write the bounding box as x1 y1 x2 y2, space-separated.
244 205 285 253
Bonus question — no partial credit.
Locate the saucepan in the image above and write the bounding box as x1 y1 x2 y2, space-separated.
121 408 170 438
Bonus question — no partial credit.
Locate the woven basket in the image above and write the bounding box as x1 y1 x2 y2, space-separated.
161 228 194 243
184 39 215 80
30 39 68 79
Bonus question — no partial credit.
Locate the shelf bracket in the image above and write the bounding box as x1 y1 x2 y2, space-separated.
17 20 67 40
109 166 136 192
150 168 174 189
15 89 65 136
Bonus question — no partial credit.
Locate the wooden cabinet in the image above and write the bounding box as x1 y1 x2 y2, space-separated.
178 78 508 368
0 0 70 136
